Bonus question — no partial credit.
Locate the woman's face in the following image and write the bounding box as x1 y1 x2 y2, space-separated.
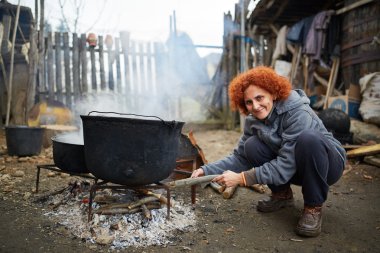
244 85 275 120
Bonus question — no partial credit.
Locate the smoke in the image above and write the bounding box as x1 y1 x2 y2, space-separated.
71 31 214 124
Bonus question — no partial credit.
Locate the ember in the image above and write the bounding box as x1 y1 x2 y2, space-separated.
38 181 196 249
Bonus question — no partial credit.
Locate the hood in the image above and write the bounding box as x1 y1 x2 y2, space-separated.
275 89 310 115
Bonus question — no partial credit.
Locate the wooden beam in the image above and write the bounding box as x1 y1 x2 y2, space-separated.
347 144 380 158
336 0 375 15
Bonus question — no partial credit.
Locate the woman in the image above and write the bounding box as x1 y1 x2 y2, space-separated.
191 66 346 237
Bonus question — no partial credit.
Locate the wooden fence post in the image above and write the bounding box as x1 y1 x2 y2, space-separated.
80 33 88 93
105 36 114 91
98 35 106 91
120 31 130 96
89 41 97 91
63 32 72 108
47 32 55 101
114 37 122 93
55 32 63 102
146 42 154 94
72 33 80 98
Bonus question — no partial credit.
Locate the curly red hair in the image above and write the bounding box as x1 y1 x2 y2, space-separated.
228 66 292 115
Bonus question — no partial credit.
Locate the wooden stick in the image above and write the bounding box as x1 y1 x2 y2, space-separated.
33 185 71 202
128 196 160 209
141 204 152 220
335 0 375 15
166 175 218 188
249 184 266 194
5 2 21 126
223 186 238 199
210 182 226 193
96 202 161 215
347 144 380 158
137 189 173 207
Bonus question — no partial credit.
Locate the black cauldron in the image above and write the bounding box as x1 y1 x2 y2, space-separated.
52 133 89 173
81 112 184 186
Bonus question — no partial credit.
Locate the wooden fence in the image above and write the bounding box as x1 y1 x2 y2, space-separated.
38 31 169 112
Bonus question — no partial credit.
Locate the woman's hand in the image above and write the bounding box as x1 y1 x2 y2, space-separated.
213 170 243 187
191 168 205 178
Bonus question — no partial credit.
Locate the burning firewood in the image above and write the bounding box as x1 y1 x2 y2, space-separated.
128 196 160 209
137 189 174 207
141 204 152 220
93 194 119 204
95 201 161 215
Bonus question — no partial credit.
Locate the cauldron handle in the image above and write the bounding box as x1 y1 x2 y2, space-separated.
87 111 176 128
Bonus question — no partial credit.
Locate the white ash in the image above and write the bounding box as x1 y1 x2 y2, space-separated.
41 189 196 249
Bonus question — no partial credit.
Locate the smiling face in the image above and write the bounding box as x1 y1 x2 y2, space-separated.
244 85 275 120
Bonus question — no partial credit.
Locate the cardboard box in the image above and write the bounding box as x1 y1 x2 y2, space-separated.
348 83 361 102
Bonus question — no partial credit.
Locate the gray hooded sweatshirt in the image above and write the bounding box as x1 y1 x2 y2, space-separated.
201 89 346 186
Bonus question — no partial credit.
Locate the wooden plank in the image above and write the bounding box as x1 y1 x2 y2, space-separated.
1 15 11 54
131 41 138 94
80 34 88 93
146 42 154 94
54 32 63 102
363 156 380 167
336 0 375 15
114 37 122 93
347 144 380 158
153 42 165 92
89 43 97 91
25 25 38 122
139 42 146 93
130 41 138 109
106 37 114 91
72 33 80 98
323 57 340 109
98 35 106 91
46 32 55 100
120 31 130 95
63 32 72 107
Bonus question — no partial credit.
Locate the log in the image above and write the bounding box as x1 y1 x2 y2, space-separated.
166 175 218 188
210 182 226 193
137 189 173 207
364 156 380 167
95 202 161 215
141 204 152 220
223 185 238 199
99 198 160 211
128 196 159 209
249 184 266 194
347 144 380 158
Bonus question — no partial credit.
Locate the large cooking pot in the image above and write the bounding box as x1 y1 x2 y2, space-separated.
81 112 184 186
52 133 89 173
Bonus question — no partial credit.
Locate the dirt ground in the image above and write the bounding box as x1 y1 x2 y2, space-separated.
0 128 379 253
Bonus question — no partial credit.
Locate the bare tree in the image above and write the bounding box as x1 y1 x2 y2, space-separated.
58 0 107 33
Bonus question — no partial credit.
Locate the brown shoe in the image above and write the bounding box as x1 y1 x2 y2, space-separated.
257 187 294 213
295 205 322 237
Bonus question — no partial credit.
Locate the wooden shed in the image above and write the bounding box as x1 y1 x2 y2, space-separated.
209 0 380 128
